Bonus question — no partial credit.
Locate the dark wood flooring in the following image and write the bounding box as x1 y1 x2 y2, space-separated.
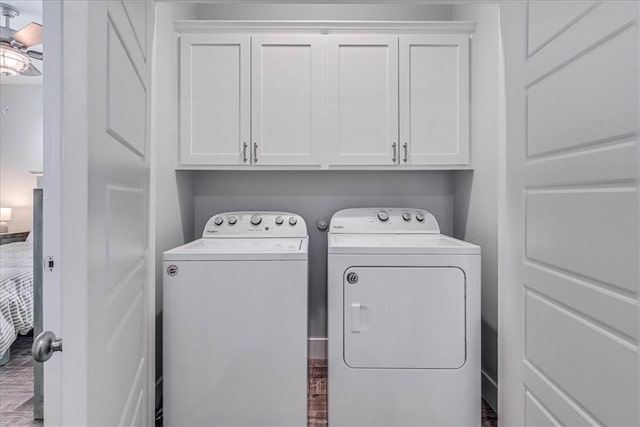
0 335 41 426
1 337 497 427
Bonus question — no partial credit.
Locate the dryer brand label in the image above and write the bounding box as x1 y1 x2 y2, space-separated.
346 272 359 284
167 265 179 277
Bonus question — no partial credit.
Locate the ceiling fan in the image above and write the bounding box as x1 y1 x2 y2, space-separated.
0 2 42 76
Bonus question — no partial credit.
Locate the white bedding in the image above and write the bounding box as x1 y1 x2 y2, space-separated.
0 241 34 358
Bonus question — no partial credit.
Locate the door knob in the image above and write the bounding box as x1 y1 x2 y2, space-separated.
32 330 63 363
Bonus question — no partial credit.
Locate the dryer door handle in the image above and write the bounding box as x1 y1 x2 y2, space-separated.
350 303 361 333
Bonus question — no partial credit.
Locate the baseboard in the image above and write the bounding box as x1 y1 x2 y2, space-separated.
308 337 327 360
481 370 498 412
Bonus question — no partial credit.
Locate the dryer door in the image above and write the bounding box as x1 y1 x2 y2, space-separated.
344 266 465 369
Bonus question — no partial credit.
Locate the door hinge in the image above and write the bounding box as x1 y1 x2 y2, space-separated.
45 256 55 272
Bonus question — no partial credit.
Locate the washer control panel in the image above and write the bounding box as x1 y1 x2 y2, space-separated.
329 208 440 234
203 212 307 238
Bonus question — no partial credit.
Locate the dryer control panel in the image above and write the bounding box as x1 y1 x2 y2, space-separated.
203 212 307 238
329 208 440 234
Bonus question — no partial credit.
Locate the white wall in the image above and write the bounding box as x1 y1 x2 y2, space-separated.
0 84 43 232
193 171 455 338
153 1 198 313
451 3 500 410
152 1 198 388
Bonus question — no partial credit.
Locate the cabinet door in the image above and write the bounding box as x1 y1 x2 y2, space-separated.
179 34 250 165
399 35 469 165
328 35 399 166
252 35 325 166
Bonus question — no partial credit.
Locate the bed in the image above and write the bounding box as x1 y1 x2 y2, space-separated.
0 235 34 360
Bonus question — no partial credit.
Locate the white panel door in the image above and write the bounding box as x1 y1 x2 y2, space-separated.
43 0 155 425
500 2 639 426
399 35 469 165
179 34 250 166
343 267 466 369
328 35 399 166
252 35 324 166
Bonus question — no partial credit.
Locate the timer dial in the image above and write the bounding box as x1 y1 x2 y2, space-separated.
250 214 262 226
377 211 390 222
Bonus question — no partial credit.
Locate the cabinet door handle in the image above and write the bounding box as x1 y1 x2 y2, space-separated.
242 142 248 163
403 142 408 163
392 142 397 163
253 142 258 163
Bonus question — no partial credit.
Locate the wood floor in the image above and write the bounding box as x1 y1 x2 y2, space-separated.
0 335 41 427
1 336 497 426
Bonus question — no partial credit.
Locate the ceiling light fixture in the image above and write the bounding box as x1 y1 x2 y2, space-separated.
0 42 29 76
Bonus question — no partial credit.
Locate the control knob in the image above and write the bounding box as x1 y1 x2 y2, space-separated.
377 210 390 222
275 216 284 225
250 214 262 226
214 216 224 226
402 212 411 221
227 216 237 225
289 216 298 226
416 212 425 222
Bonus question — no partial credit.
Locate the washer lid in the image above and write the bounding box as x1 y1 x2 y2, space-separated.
329 208 440 234
163 237 308 261
328 234 480 255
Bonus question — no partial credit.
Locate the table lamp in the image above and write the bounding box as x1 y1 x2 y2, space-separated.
0 207 12 233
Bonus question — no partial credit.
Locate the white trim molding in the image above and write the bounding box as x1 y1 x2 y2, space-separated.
174 20 476 34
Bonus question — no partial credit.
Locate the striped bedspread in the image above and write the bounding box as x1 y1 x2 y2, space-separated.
0 241 33 358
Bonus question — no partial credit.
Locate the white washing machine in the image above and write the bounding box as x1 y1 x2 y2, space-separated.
327 208 481 426
163 212 308 427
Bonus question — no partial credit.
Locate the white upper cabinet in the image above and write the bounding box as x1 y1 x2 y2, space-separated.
179 34 250 165
176 22 474 169
252 35 325 166
328 35 399 166
399 35 470 165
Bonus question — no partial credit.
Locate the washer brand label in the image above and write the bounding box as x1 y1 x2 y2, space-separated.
167 265 178 277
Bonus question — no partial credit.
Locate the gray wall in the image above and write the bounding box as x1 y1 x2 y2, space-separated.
194 2 453 21
452 3 500 410
0 84 43 231
193 171 454 337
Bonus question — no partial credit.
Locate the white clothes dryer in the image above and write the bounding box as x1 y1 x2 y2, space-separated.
163 212 308 427
327 208 481 426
